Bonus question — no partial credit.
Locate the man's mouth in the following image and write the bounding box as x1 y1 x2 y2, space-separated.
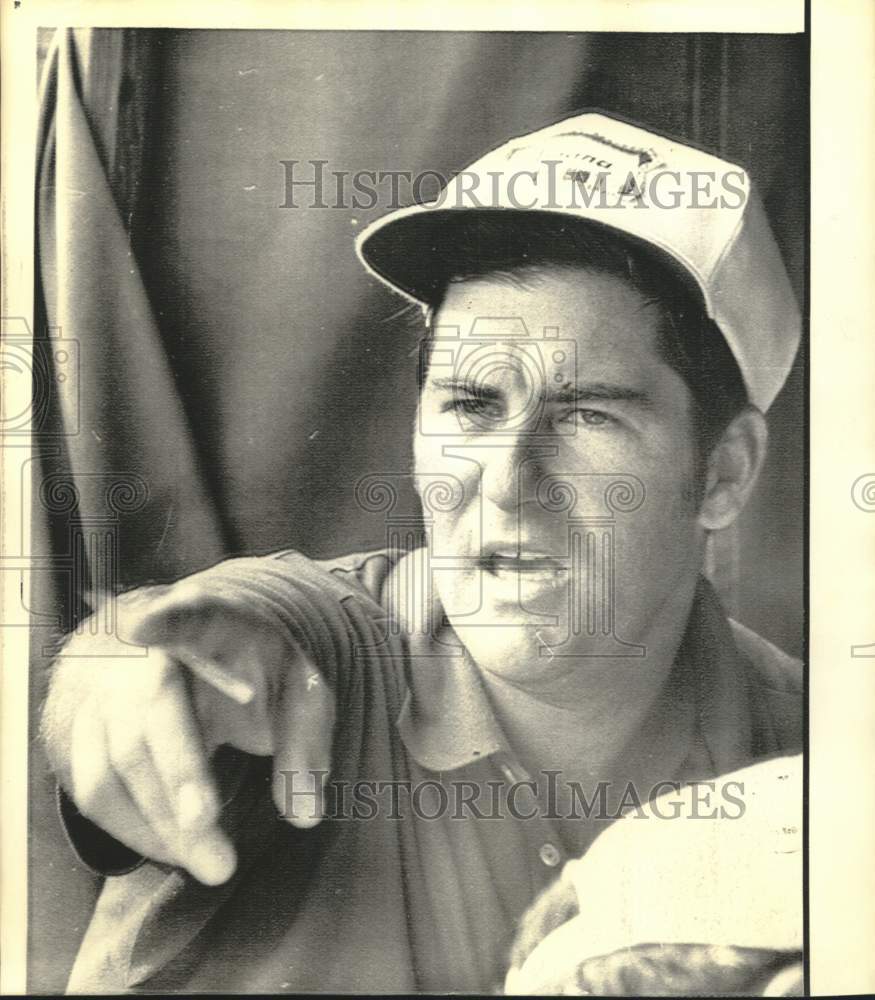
479 550 566 574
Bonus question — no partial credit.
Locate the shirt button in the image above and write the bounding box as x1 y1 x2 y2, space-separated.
539 842 562 867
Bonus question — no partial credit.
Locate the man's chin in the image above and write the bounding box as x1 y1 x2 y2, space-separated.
447 603 646 671
448 618 603 691
448 617 569 661
439 569 571 623
481 564 571 604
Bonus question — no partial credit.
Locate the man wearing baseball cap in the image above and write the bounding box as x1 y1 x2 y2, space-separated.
43 112 803 994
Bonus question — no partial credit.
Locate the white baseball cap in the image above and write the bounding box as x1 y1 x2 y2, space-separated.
356 112 801 412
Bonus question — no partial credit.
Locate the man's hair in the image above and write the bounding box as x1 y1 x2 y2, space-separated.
417 213 750 473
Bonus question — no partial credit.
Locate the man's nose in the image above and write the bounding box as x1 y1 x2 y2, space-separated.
481 432 554 513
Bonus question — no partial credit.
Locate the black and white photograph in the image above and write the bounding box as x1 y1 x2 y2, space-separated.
0 2 871 995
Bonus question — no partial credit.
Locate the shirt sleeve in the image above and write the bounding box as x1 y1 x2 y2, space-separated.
57 547 398 875
59 786 145 875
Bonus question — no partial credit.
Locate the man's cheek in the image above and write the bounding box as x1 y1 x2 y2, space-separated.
428 511 465 561
610 513 701 626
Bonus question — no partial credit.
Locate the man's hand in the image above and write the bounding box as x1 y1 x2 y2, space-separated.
505 755 802 996
41 585 335 886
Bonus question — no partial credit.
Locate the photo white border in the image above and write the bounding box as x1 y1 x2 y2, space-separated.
809 0 875 994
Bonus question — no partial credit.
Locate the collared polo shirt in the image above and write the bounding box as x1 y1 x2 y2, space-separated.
62 547 802 993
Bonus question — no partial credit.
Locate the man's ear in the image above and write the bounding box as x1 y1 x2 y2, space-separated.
697 407 768 531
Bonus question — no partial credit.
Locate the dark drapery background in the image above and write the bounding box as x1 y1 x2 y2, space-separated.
30 28 806 990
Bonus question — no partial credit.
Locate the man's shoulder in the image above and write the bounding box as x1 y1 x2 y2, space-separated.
728 619 803 695
728 619 803 756
271 545 407 609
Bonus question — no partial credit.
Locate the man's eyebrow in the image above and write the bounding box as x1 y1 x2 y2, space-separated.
548 382 653 406
428 375 652 407
428 376 502 399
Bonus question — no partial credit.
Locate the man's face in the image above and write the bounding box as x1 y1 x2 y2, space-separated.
413 266 709 687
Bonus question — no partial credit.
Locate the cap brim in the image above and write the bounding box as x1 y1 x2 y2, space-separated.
357 206 708 312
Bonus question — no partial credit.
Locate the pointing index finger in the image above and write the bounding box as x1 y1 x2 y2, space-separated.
185 652 256 706
270 651 335 828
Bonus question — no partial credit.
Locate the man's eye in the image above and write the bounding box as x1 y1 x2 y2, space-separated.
564 408 613 427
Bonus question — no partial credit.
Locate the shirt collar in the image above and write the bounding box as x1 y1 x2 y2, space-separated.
388 549 755 777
